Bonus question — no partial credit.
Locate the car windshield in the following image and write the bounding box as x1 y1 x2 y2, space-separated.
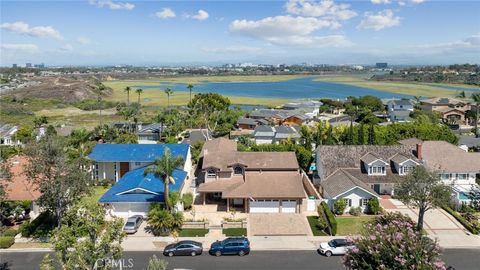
328 240 336 247
125 222 135 227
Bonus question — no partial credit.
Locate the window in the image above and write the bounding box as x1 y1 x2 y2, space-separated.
207 169 216 178
233 166 243 175
369 166 386 175
344 199 352 207
360 199 369 207
401 165 415 175
135 162 141 166
457 174 468 180
440 174 451 180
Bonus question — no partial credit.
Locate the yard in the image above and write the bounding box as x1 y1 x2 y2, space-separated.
223 228 247 237
307 216 328 236
336 216 375 236
81 186 109 205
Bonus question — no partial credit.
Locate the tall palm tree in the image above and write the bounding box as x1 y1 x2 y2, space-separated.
187 84 194 104
135 88 143 104
97 83 106 126
143 148 184 210
472 93 480 138
164 88 173 108
124 86 131 105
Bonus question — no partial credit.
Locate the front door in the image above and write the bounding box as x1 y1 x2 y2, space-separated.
120 162 129 177
373 184 381 194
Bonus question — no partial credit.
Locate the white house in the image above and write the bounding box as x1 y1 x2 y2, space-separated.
0 124 20 146
386 99 414 122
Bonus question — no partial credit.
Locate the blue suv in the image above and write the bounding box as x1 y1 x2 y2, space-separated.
209 237 250 256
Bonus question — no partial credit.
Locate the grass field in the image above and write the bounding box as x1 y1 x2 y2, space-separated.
81 186 109 205
314 75 463 98
336 216 374 236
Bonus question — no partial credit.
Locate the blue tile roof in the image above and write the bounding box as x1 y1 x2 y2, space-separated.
99 166 188 203
88 144 189 162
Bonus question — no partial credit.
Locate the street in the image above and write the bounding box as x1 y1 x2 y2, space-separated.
1 249 479 270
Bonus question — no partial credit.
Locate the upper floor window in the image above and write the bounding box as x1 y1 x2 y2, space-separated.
233 166 243 175
440 174 451 180
400 165 415 175
207 169 216 178
457 174 468 180
369 166 386 175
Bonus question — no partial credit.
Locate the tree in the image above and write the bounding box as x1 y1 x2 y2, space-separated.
144 148 184 210
39 254 55 270
343 212 446 270
0 155 12 226
50 201 125 270
187 93 231 140
472 93 480 138
344 104 358 145
24 134 92 227
334 199 347 215
124 86 132 105
136 88 143 104
33 116 48 128
457 90 466 98
187 84 194 104
96 83 106 126
395 166 452 232
147 255 168 270
146 204 174 236
299 125 313 150
164 88 173 108
367 197 382 215
16 126 34 143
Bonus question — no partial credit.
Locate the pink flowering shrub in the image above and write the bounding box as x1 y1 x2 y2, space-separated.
343 212 446 270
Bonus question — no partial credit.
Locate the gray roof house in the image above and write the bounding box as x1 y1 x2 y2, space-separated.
386 99 414 123
137 123 165 144
253 125 300 145
0 124 19 146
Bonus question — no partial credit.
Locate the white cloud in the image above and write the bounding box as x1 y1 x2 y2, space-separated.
59 44 74 52
285 0 357 21
357 9 401 31
156 8 176 19
416 33 480 50
192 9 209 21
230 15 349 47
89 0 134 10
0 21 63 40
0 43 39 53
76 37 92 45
371 0 391 4
410 0 426 4
202 46 262 54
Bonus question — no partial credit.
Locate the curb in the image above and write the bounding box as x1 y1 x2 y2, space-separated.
0 248 53 253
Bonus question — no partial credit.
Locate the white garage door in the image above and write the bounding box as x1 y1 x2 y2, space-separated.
111 203 151 218
281 200 297 213
250 200 280 213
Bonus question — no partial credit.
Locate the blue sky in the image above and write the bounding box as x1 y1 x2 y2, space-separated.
1 0 479 66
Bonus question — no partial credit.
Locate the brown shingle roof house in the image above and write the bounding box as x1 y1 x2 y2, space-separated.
3 156 40 201
196 138 320 213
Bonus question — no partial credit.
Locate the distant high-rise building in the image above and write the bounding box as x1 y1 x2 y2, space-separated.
12 64 17 68
26 63 32 68
34 63 45 68
376 62 388 69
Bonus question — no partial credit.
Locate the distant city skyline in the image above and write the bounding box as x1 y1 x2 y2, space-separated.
1 0 479 66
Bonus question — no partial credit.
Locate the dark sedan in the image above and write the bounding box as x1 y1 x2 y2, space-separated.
163 240 203 257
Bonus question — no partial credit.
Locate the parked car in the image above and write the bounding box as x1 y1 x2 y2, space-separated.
318 238 353 257
163 240 203 257
209 237 250 256
123 215 143 234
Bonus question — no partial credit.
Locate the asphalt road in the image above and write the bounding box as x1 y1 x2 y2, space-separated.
1 249 479 270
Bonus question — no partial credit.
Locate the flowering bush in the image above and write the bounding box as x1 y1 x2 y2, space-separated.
343 213 446 270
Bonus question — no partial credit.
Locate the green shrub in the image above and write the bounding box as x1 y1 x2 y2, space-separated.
2 228 18 237
223 228 247 237
349 207 362 216
334 199 347 215
443 206 479 234
169 191 181 208
321 202 337 236
182 193 194 210
0 236 15 248
20 212 56 238
367 198 382 215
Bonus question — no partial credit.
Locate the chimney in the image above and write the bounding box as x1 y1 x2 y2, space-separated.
416 143 422 160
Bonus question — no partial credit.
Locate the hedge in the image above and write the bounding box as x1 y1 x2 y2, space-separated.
321 201 337 236
443 206 479 235
2 228 18 237
0 236 15 249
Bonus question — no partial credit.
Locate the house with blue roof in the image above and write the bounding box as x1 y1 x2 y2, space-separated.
88 144 192 218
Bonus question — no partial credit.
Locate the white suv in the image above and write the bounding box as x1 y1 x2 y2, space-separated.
318 239 353 257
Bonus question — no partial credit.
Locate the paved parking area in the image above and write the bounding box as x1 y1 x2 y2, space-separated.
249 214 311 236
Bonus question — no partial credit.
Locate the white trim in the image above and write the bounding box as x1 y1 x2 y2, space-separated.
367 159 388 166
116 187 159 196
398 159 420 166
332 186 379 200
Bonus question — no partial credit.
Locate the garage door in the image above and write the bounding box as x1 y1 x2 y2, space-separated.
250 200 279 213
111 203 150 218
281 200 297 213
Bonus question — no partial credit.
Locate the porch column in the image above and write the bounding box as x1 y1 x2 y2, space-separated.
102 162 106 179
226 198 230 212
297 199 300 213
115 162 119 181
244 199 247 213
203 193 206 205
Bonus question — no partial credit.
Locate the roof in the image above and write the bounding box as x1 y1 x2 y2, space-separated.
360 152 383 165
182 129 211 144
198 171 306 199
0 124 17 137
390 153 414 164
138 123 165 134
201 137 237 157
237 117 258 126
321 169 378 198
388 99 413 106
421 97 469 106
316 145 418 179
88 144 189 162
3 156 41 201
421 141 480 173
398 138 423 146
99 166 187 203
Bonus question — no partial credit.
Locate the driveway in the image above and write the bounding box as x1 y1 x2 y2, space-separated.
248 214 311 236
381 198 480 248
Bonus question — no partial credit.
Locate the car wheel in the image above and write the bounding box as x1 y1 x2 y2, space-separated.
215 251 222 257
191 251 196 256
325 251 332 257
238 250 245 256
168 252 174 257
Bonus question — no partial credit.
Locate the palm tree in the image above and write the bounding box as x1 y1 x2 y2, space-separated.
164 88 173 108
143 148 184 210
147 206 174 236
472 93 480 138
97 83 106 126
187 84 194 103
124 86 131 105
135 88 143 104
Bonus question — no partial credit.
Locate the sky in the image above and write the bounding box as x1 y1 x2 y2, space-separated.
1 0 479 66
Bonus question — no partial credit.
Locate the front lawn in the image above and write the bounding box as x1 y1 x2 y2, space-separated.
178 229 209 237
223 228 247 237
81 186 109 205
307 216 328 236
336 216 374 236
